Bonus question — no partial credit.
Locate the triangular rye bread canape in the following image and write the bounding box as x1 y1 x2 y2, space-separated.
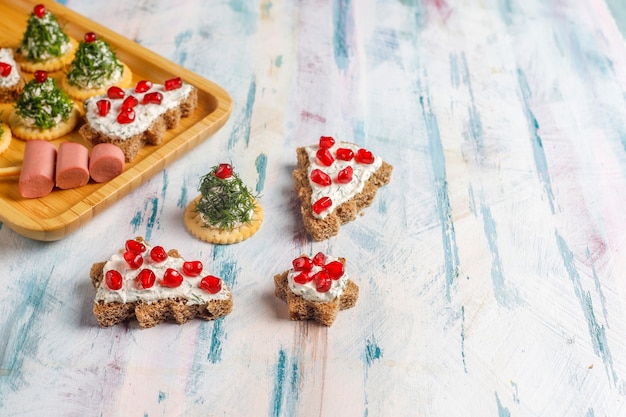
293 136 392 240
0 48 25 102
91 237 233 328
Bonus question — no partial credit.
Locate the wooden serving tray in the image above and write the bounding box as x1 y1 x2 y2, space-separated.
0 0 233 241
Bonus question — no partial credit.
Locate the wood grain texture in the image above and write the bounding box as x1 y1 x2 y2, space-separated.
2 0 626 416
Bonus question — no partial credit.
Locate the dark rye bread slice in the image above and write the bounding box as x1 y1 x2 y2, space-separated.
274 263 359 326
90 247 233 328
79 87 198 162
293 146 393 241
0 78 24 103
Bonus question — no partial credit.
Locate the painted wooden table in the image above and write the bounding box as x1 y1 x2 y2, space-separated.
2 0 626 415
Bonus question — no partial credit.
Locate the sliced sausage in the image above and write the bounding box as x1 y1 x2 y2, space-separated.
56 142 89 189
89 143 125 183
19 140 56 198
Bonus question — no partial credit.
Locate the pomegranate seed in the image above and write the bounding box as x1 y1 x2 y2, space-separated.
96 99 110 117
316 148 334 167
325 261 344 280
150 246 168 263
0 62 11 77
314 270 332 292
107 86 125 99
214 163 233 179
336 166 353 184
294 272 312 284
84 32 97 43
142 91 162 105
123 250 143 269
105 270 123 290
122 95 138 109
355 148 375 164
136 269 156 289
310 169 331 186
319 136 335 149
199 275 222 294
125 239 146 254
335 148 354 161
34 70 47 83
312 196 332 215
117 107 135 124
182 260 203 277
165 77 182 91
161 268 183 288
33 4 46 18
292 256 313 271
135 80 152 93
313 252 326 266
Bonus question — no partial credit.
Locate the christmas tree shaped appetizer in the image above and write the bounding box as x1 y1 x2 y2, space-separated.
9 70 79 141
185 163 263 244
15 4 77 73
62 32 133 100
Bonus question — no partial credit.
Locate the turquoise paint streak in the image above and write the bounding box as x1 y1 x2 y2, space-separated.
206 251 237 363
495 392 511 417
497 0 513 26
333 0 352 70
255 153 267 194
269 349 299 417
556 232 618 385
517 69 555 214
228 77 256 149
173 31 192 67
177 180 188 209
588 248 609 324
364 336 382 367
586 408 595 417
460 305 468 372
419 95 460 301
145 198 159 242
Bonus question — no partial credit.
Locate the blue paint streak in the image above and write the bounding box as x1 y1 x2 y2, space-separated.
364 337 382 368
497 0 513 26
495 392 511 417
588 248 609 324
145 198 159 242
206 319 225 364
510 381 520 403
517 69 556 214
158 391 166 403
173 31 192 67
130 211 142 231
333 0 352 70
177 181 188 209
255 153 267 194
460 306 468 373
586 408 595 417
556 232 617 385
270 349 287 417
228 77 256 149
419 96 460 300
274 55 283 68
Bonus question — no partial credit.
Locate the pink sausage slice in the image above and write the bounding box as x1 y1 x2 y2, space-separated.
56 142 89 190
89 143 125 183
19 140 57 198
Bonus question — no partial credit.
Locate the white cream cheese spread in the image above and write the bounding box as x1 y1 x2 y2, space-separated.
287 255 348 303
0 48 20 88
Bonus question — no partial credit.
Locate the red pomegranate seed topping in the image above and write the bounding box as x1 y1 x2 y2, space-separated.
355 148 375 164
33 4 46 18
294 271 312 284
107 86 125 99
336 166 353 184
325 261 344 280
182 261 203 277
316 148 334 167
312 196 332 215
105 270 123 290
335 147 354 161
0 62 11 77
313 252 326 266
123 250 143 270
161 268 183 288
165 77 182 91
136 269 156 289
117 107 135 124
150 246 168 263
310 169 331 187
199 275 222 294
142 91 163 105
96 99 110 117
319 136 335 149
314 270 332 292
84 32 97 43
214 163 233 179
135 80 152 93
292 256 313 271
125 239 146 254
122 95 138 109
34 70 47 83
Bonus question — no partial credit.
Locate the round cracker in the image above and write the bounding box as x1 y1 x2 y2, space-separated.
16 37 78 73
9 105 80 141
185 196 263 244
0 122 12 155
62 62 133 101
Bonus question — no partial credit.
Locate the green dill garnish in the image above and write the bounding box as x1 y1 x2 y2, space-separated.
14 78 74 129
66 38 122 88
18 11 70 62
195 165 257 230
